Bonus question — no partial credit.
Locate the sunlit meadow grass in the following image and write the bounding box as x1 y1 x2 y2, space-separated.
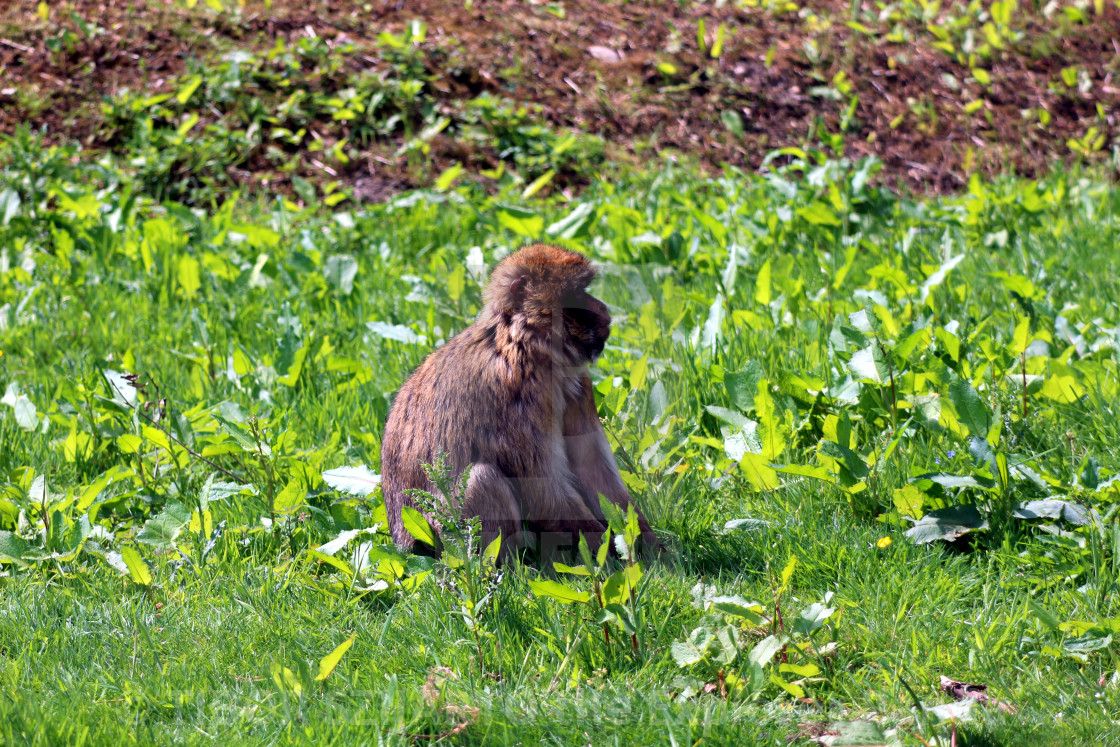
1 139 1119 745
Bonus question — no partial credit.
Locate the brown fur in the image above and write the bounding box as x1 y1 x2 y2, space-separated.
380 244 658 559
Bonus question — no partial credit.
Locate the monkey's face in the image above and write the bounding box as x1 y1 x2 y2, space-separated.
561 292 611 363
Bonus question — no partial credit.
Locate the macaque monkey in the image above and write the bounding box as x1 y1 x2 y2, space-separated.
380 243 658 559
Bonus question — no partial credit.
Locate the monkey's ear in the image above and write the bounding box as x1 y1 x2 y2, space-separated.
508 274 529 309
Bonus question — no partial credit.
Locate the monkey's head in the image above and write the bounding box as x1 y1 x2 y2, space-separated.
486 244 612 363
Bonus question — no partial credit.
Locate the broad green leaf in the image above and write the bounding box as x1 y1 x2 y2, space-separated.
623 504 641 554
198 477 251 506
780 662 821 678
0 188 20 226
142 425 171 452
434 162 463 191
721 109 744 137
553 561 592 576
770 672 806 698
314 635 356 681
775 463 837 484
1010 317 1030 357
893 484 924 518
602 603 637 634
792 602 835 635
175 74 203 104
317 530 365 558
753 380 787 460
723 422 762 461
754 259 772 305
935 327 960 362
926 700 975 723
273 478 306 515
496 204 543 237
401 506 437 546
188 509 212 536
947 379 991 438
740 452 779 490
1013 499 1090 525
904 504 988 544
848 344 890 384
521 170 555 199
309 549 354 575
721 242 745 290
213 414 263 454
797 201 841 226
77 464 135 511
726 361 763 411
322 466 382 497
671 639 705 667
988 271 1036 299
270 662 303 695
629 355 649 391
14 396 39 430
121 545 152 586
92 549 130 576
595 532 610 566
598 494 626 533
710 596 767 625
528 579 591 604
919 254 964 302
704 405 752 429
1063 634 1113 653
699 293 725 350
447 264 466 302
324 255 359 295
2 383 38 430
577 532 595 570
545 203 595 239
602 563 642 606
748 634 785 666
482 533 502 563
0 531 30 565
366 321 426 345
1039 375 1083 403
137 502 192 548
276 345 307 387
779 555 797 592
847 309 877 335
894 328 932 361
819 439 869 481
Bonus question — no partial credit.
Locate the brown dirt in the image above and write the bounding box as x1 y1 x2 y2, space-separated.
1 0 1118 195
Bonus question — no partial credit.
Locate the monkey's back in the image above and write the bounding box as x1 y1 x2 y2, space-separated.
380 323 551 546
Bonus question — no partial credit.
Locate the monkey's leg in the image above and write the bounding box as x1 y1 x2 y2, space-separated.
516 480 609 563
563 372 661 556
460 463 525 561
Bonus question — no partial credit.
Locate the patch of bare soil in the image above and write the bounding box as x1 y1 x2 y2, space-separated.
1 0 1117 194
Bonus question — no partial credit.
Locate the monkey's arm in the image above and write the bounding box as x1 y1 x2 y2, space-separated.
563 371 659 552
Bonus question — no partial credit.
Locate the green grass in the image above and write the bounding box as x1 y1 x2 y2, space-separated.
1 135 1120 745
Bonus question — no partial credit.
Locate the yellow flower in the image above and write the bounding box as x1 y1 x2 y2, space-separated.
877 536 892 549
